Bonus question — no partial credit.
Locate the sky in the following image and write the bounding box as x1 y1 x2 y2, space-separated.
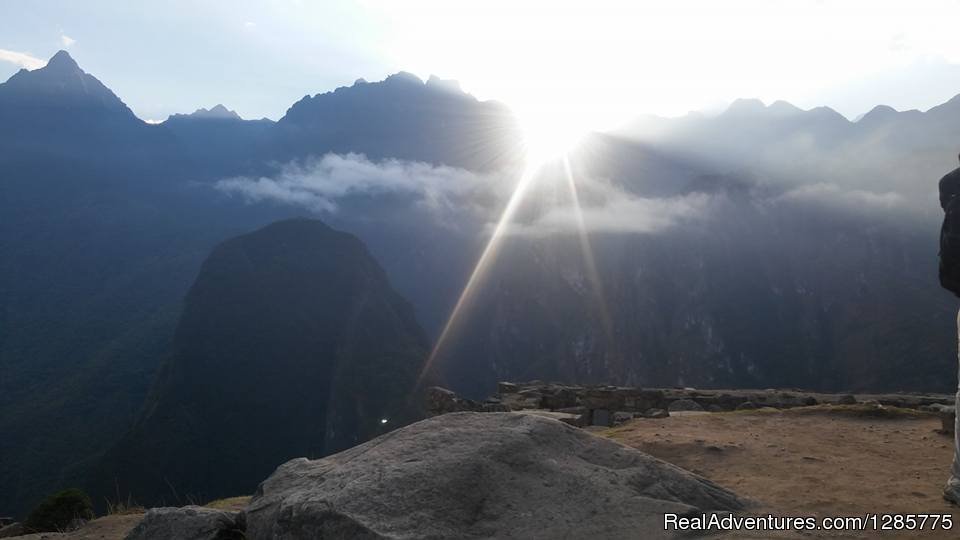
3 0 960 129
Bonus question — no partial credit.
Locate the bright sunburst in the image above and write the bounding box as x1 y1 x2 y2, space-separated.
519 108 588 169
419 110 601 384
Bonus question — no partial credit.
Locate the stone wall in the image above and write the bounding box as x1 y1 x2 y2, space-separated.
426 383 955 428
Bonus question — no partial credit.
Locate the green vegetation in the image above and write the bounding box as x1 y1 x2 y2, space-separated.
24 488 94 532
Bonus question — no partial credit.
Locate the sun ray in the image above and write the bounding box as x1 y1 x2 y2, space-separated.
418 160 540 383
562 155 616 355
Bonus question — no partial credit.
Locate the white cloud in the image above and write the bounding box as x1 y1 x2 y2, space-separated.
60 34 76 48
0 48 45 70
216 153 490 213
243 21 257 29
216 153 714 236
530 193 710 235
509 176 713 236
777 182 904 211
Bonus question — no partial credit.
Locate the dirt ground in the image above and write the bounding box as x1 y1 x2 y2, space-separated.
3 514 143 540
604 406 960 539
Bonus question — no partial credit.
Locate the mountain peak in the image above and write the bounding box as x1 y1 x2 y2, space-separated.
100 218 428 505
768 100 802 115
806 105 848 122
45 50 80 72
0 49 136 119
165 104 242 122
174 104 242 120
856 104 897 124
384 71 424 86
426 75 462 94
724 98 767 115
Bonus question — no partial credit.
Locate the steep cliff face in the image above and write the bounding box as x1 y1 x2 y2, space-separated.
434 189 954 398
98 219 428 505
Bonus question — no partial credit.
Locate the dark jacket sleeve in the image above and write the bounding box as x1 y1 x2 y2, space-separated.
940 168 960 210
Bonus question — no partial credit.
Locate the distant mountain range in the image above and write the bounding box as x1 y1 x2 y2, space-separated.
167 104 243 121
618 94 960 212
1 50 958 516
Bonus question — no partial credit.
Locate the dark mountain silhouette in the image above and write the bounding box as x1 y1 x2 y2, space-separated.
95 219 428 506
0 50 171 166
167 104 242 121
0 50 134 114
162 105 275 178
275 71 524 170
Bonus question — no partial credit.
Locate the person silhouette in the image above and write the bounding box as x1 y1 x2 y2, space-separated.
940 152 960 505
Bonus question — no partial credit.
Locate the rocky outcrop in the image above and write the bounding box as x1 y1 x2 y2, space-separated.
246 412 746 539
124 506 243 540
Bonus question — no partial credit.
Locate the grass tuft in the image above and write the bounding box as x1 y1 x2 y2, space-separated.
204 496 251 511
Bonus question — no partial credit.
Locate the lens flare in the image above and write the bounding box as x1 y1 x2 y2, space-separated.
418 158 540 382
561 155 616 353
419 123 610 384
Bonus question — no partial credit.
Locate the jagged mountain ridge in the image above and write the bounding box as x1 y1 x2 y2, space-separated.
274 71 523 170
166 104 243 121
619 94 960 209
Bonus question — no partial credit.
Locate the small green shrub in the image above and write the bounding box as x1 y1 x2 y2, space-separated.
24 488 94 532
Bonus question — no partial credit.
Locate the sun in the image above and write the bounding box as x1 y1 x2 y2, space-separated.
518 107 588 169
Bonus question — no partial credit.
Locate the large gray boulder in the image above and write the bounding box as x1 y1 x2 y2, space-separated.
124 506 244 540
246 412 746 539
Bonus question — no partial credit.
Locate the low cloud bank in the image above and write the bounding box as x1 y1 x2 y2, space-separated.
508 176 713 236
217 153 490 213
777 182 904 211
217 152 912 238
530 193 711 234
217 153 714 236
